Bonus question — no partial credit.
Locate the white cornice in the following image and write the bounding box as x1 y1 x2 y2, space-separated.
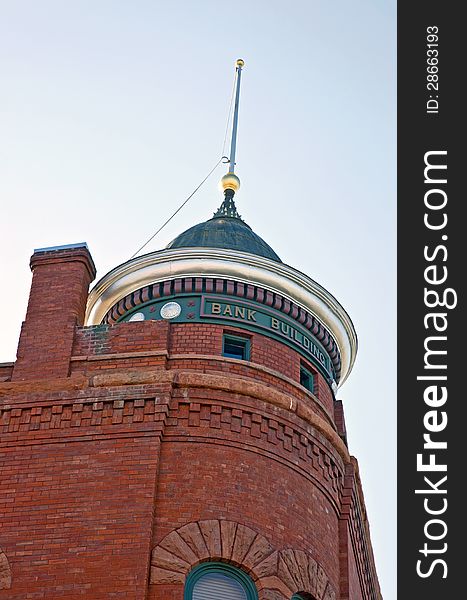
85 248 357 387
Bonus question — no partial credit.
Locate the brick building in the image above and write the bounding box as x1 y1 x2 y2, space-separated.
0 180 381 598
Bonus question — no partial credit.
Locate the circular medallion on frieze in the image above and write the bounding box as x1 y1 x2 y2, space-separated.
160 301 182 320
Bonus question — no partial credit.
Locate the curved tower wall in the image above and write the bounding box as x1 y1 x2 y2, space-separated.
0 243 381 600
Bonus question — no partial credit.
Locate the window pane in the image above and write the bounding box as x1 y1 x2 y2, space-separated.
223 336 248 360
300 366 313 392
193 571 248 600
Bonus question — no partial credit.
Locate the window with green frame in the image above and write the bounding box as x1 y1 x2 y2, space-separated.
184 562 258 600
299 363 314 393
222 333 250 361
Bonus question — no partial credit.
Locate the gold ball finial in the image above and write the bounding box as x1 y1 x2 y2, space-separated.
220 172 241 193
236 58 245 68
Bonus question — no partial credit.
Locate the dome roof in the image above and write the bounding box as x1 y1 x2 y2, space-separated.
166 216 281 262
166 194 281 262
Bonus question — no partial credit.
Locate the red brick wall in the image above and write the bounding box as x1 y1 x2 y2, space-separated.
169 322 224 357
169 321 310 385
0 249 381 600
348 532 364 600
0 437 160 599
13 246 96 381
249 326 297 380
155 322 333 418
1 371 347 600
72 320 170 357
153 442 340 588
0 381 171 600
68 320 336 422
338 461 381 600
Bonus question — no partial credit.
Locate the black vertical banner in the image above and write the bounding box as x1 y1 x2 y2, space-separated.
398 3 463 598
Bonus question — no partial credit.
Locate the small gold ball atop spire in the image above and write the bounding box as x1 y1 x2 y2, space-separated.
220 172 241 193
236 58 245 68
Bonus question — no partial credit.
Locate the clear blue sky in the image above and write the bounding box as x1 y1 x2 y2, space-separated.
0 1 396 596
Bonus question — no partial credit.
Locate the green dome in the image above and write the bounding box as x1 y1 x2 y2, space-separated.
166 194 281 262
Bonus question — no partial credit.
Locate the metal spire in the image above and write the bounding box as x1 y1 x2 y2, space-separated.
229 59 244 174
217 59 244 219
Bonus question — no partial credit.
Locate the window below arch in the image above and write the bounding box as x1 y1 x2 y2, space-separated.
185 562 258 600
299 362 315 393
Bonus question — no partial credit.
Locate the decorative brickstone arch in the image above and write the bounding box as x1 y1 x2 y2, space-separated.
255 549 336 600
150 521 336 600
150 519 275 585
276 549 336 600
0 548 11 590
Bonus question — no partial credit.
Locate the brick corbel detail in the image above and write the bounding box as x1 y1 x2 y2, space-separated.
1 370 348 465
150 520 336 600
174 371 349 465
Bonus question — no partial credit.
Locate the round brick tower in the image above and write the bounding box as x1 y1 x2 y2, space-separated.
0 196 381 600
80 185 379 600
0 60 381 600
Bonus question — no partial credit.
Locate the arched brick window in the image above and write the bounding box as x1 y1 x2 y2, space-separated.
185 562 258 600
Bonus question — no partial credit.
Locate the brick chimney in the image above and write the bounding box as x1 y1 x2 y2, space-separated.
12 243 96 381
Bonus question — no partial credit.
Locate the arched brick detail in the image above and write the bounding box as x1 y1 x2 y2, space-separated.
0 548 11 590
150 522 336 600
150 519 276 585
275 549 336 600
254 549 337 600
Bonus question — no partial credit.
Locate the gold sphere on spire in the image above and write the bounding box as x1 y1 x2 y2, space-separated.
220 172 241 193
236 58 245 68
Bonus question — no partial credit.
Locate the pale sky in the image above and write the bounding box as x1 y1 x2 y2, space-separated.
0 1 396 597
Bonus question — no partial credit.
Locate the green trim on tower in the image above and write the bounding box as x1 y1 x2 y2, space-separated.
118 293 337 382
